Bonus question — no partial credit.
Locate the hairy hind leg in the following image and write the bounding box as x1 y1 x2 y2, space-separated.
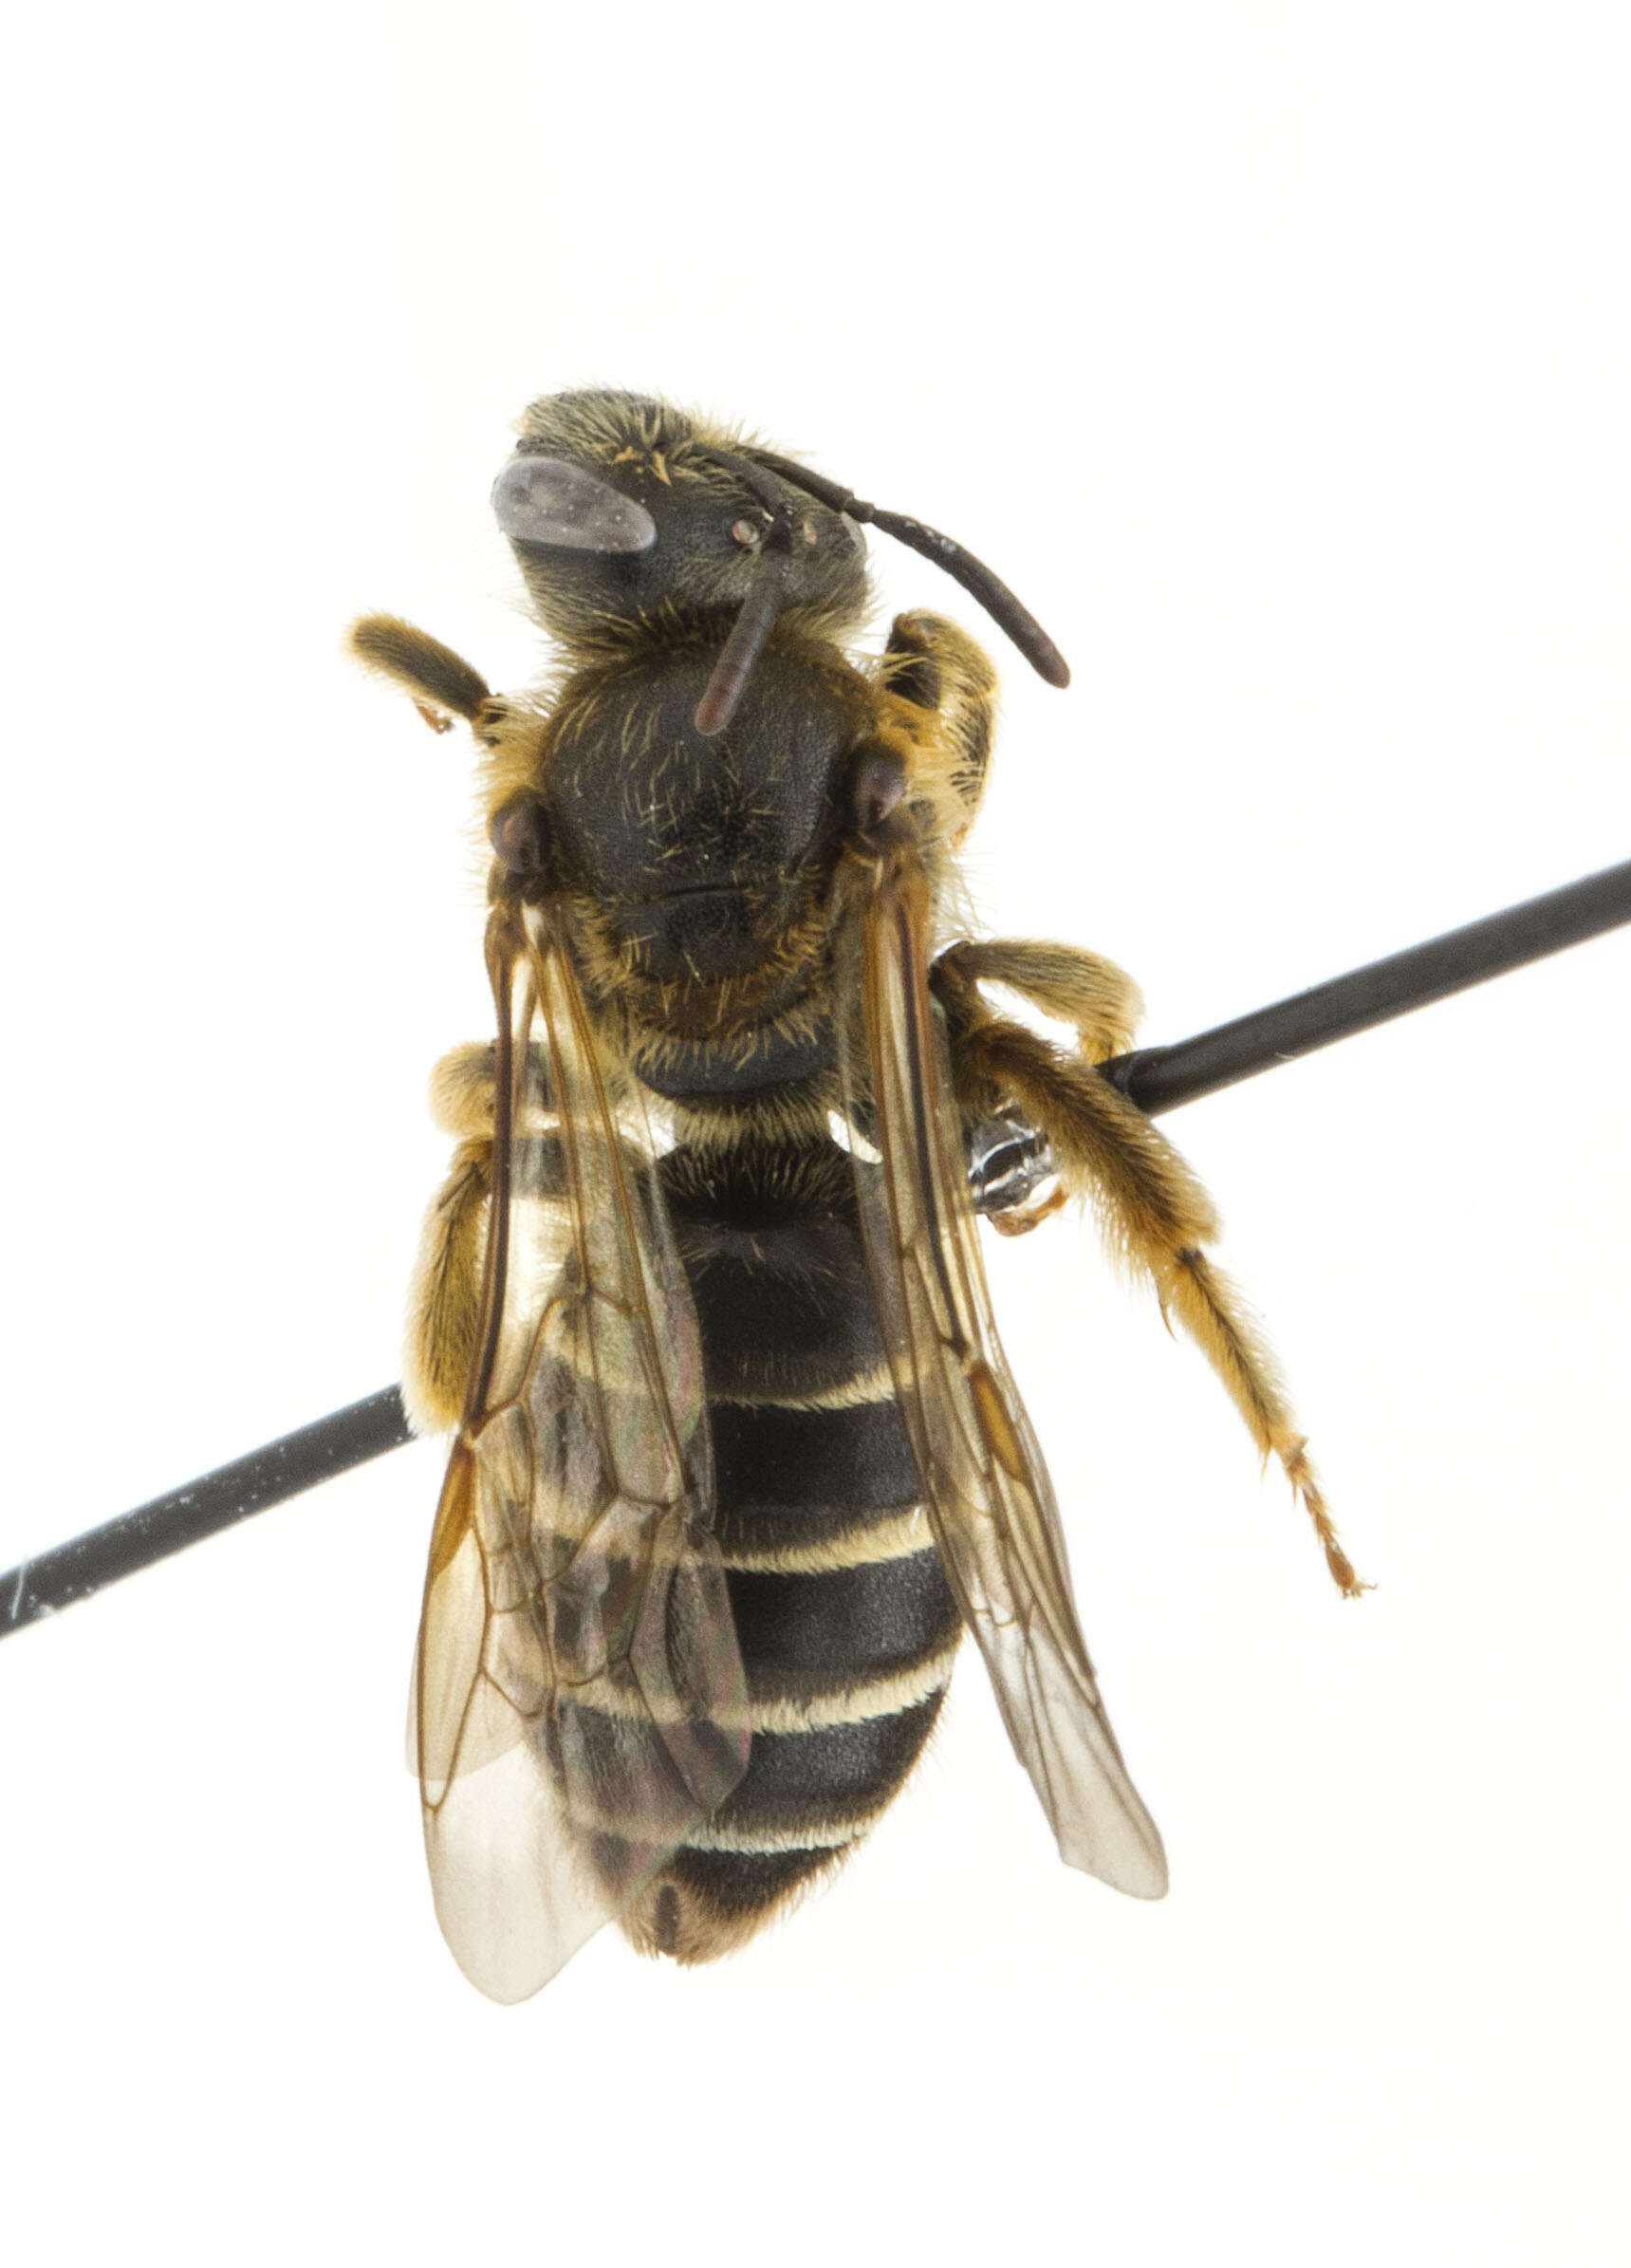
937 972 1362 1597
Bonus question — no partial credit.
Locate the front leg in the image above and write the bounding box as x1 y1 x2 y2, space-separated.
349 615 501 737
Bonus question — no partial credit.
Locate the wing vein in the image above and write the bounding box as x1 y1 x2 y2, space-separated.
835 829 1168 1901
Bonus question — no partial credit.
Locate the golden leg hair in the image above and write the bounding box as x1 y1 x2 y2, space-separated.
402 1041 500 1434
879 610 1000 829
940 995 1363 1598
403 1136 491 1435
427 1041 499 1139
348 615 493 732
936 937 1143 1065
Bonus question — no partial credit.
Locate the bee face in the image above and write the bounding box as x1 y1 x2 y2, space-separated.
494 388 870 650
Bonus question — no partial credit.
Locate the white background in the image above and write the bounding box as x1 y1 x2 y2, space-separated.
3 6 1628 2264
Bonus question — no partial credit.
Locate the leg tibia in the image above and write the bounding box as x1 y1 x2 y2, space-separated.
348 615 492 728
403 1136 491 1435
950 1012 1362 1596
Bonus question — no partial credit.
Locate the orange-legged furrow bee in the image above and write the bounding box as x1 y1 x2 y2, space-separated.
350 389 1357 2003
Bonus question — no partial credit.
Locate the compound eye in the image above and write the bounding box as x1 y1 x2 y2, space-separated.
491 455 658 552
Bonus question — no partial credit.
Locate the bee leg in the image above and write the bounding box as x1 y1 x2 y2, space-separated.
942 1002 1363 1597
936 937 1144 1065
403 1043 498 1435
936 939 1143 1230
404 1139 491 1435
879 610 1000 827
348 614 510 742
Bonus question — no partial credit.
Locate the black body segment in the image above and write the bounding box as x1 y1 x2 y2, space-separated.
636 1020 835 1099
725 1553 960 1691
712 1403 922 1520
714 1699 944 1831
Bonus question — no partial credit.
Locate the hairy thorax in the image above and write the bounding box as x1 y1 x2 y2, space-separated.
537 636 872 1052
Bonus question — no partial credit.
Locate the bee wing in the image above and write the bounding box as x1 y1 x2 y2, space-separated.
835 833 1168 1899
416 900 750 2002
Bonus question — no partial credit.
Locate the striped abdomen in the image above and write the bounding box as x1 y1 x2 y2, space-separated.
621 1132 960 1962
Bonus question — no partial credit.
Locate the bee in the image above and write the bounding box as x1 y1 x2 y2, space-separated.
351 389 1358 2003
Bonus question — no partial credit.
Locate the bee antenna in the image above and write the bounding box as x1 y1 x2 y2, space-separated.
753 450 1070 689
693 448 801 737
694 501 794 736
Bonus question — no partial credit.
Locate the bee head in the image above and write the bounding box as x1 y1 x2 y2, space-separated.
496 391 872 689
497 389 1069 736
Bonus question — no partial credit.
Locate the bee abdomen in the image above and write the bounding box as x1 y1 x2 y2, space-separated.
645 1685 951 1963
635 1513 960 1966
630 1639 956 1965
635 1338 958 1956
622 1130 960 1966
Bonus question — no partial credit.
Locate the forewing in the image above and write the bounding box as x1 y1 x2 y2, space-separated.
835 835 1168 1899
416 902 750 2002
